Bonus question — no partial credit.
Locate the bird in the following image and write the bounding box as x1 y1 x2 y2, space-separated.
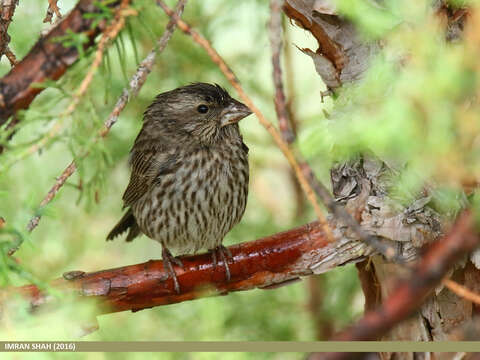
107 83 252 293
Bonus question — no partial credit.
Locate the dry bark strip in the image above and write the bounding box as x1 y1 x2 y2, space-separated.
0 0 124 126
7 220 374 315
311 211 479 360
283 0 377 90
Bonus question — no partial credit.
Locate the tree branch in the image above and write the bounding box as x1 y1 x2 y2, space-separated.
302 164 405 262
9 210 477 321
0 0 135 171
44 0 63 24
0 0 124 126
7 220 372 315
310 210 479 360
0 0 18 67
269 0 295 143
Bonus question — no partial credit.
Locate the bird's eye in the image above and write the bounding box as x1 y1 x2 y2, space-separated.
197 104 209 114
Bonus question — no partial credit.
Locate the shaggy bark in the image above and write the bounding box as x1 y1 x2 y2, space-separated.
312 211 479 360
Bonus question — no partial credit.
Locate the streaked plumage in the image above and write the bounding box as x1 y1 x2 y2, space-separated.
107 83 252 292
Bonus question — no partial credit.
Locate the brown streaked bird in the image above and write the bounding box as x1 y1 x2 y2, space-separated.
107 83 252 293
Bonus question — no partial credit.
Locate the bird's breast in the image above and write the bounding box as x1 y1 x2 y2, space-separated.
135 143 249 254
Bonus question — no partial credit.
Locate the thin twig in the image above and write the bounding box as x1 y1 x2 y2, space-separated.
43 0 62 23
21 0 188 243
443 278 480 305
23 162 77 237
1 0 136 173
269 0 308 222
282 15 306 217
3 46 15 65
0 0 18 66
268 0 295 143
282 15 297 137
157 0 334 242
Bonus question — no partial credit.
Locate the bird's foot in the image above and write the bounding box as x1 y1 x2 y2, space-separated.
162 247 183 294
210 245 233 282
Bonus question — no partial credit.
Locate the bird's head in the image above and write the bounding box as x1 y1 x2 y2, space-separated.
144 83 252 146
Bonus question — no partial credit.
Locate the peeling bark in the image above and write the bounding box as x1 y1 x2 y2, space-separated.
283 0 378 90
312 211 480 360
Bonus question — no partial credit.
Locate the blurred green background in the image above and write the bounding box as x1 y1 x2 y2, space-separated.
0 0 363 355
2 0 478 358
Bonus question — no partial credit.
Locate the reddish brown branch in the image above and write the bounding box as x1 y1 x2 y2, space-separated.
8 221 350 315
0 0 123 126
311 211 479 360
0 0 135 170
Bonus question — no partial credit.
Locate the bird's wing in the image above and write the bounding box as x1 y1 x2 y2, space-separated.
122 147 178 208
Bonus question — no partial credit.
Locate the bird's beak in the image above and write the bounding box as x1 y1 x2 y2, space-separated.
220 99 252 127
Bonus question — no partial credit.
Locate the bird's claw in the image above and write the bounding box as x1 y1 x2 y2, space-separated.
210 245 233 282
162 247 183 294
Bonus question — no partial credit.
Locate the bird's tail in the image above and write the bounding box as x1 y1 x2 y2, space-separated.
106 208 141 242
